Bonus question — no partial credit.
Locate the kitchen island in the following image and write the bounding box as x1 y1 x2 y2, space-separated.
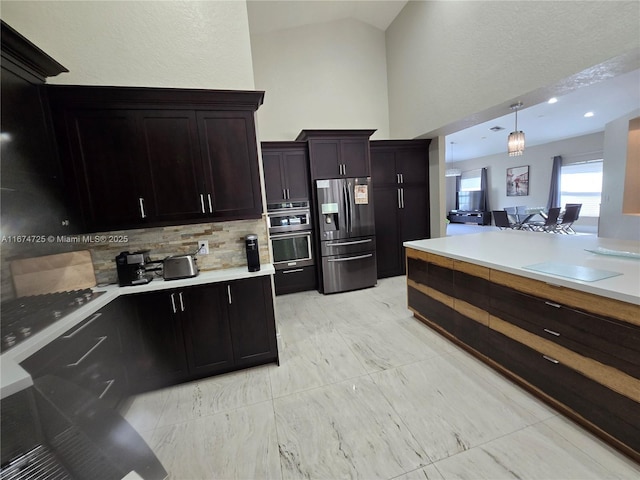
404 230 639 462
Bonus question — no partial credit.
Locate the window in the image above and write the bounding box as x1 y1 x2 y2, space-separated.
560 160 603 217
459 168 482 191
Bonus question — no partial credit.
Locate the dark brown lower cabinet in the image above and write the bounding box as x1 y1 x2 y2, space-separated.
128 291 191 391
21 299 129 409
228 276 278 367
274 265 317 295
406 247 640 463
127 276 278 393
181 284 235 376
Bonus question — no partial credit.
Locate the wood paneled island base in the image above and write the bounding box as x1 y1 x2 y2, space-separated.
405 245 640 464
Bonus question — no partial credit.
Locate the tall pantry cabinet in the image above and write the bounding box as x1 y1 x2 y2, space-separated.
371 140 431 278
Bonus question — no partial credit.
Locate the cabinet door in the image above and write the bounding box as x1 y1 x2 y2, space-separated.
341 138 370 178
263 151 286 203
400 185 430 243
197 111 263 219
374 186 402 278
182 284 235 376
61 110 150 230
1 69 73 235
138 111 207 222
283 150 310 200
309 139 340 179
227 277 278 367
371 150 397 186
396 148 428 185
129 291 189 391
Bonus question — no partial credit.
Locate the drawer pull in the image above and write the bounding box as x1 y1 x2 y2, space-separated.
543 328 560 337
282 268 304 274
542 355 559 364
62 313 102 339
179 292 185 312
99 379 115 399
67 336 107 367
544 301 562 309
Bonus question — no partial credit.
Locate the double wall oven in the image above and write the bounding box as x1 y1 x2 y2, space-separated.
267 201 316 294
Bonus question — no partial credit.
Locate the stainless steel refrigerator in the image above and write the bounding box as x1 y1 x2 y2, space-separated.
316 177 377 294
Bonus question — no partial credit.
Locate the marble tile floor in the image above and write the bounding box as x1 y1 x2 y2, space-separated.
120 276 639 479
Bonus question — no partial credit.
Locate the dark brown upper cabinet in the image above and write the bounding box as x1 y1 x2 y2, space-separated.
1 21 74 236
261 141 310 204
296 130 376 180
371 140 431 278
47 86 264 232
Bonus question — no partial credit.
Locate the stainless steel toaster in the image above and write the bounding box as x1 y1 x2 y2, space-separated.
163 255 199 280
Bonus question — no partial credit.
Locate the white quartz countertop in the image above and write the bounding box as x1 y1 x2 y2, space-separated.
404 230 640 305
1 265 275 399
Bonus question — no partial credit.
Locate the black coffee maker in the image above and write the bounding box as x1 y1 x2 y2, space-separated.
115 251 153 286
245 235 260 272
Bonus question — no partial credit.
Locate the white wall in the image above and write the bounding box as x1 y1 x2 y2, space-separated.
599 109 640 241
386 1 640 139
250 18 389 140
0 1 255 89
446 132 605 232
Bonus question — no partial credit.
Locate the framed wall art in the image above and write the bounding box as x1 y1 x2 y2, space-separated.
506 165 529 196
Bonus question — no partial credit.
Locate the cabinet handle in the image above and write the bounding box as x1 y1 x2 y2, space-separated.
398 188 402 209
208 194 213 213
543 328 560 337
67 336 107 367
401 173 404 183
171 293 177 314
99 379 115 399
62 313 102 339
544 301 562 309
283 189 287 200
287 188 290 199
139 198 146 219
179 292 185 312
401 188 405 208
542 355 559 364
200 194 206 213
282 268 304 274
227 285 232 304
397 173 400 184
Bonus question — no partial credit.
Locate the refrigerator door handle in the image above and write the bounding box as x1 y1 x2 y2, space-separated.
347 180 354 234
328 253 373 263
342 181 350 233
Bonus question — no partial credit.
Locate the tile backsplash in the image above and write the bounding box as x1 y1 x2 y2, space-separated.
1 218 269 299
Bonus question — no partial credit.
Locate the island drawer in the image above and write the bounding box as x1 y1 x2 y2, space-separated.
407 257 454 297
490 283 640 376
488 330 640 454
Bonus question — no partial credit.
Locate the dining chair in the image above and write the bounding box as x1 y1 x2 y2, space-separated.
493 210 514 229
530 207 561 232
503 207 518 225
557 204 581 234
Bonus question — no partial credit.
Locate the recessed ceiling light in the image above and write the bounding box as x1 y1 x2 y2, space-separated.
584 111 595 118
548 97 558 104
489 126 504 132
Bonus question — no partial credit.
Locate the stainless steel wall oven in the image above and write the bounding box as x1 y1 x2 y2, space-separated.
267 202 314 270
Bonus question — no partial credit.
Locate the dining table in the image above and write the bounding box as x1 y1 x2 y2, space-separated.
513 207 548 229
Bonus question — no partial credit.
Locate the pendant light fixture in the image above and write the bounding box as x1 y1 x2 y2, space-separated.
508 102 525 156
445 141 461 177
